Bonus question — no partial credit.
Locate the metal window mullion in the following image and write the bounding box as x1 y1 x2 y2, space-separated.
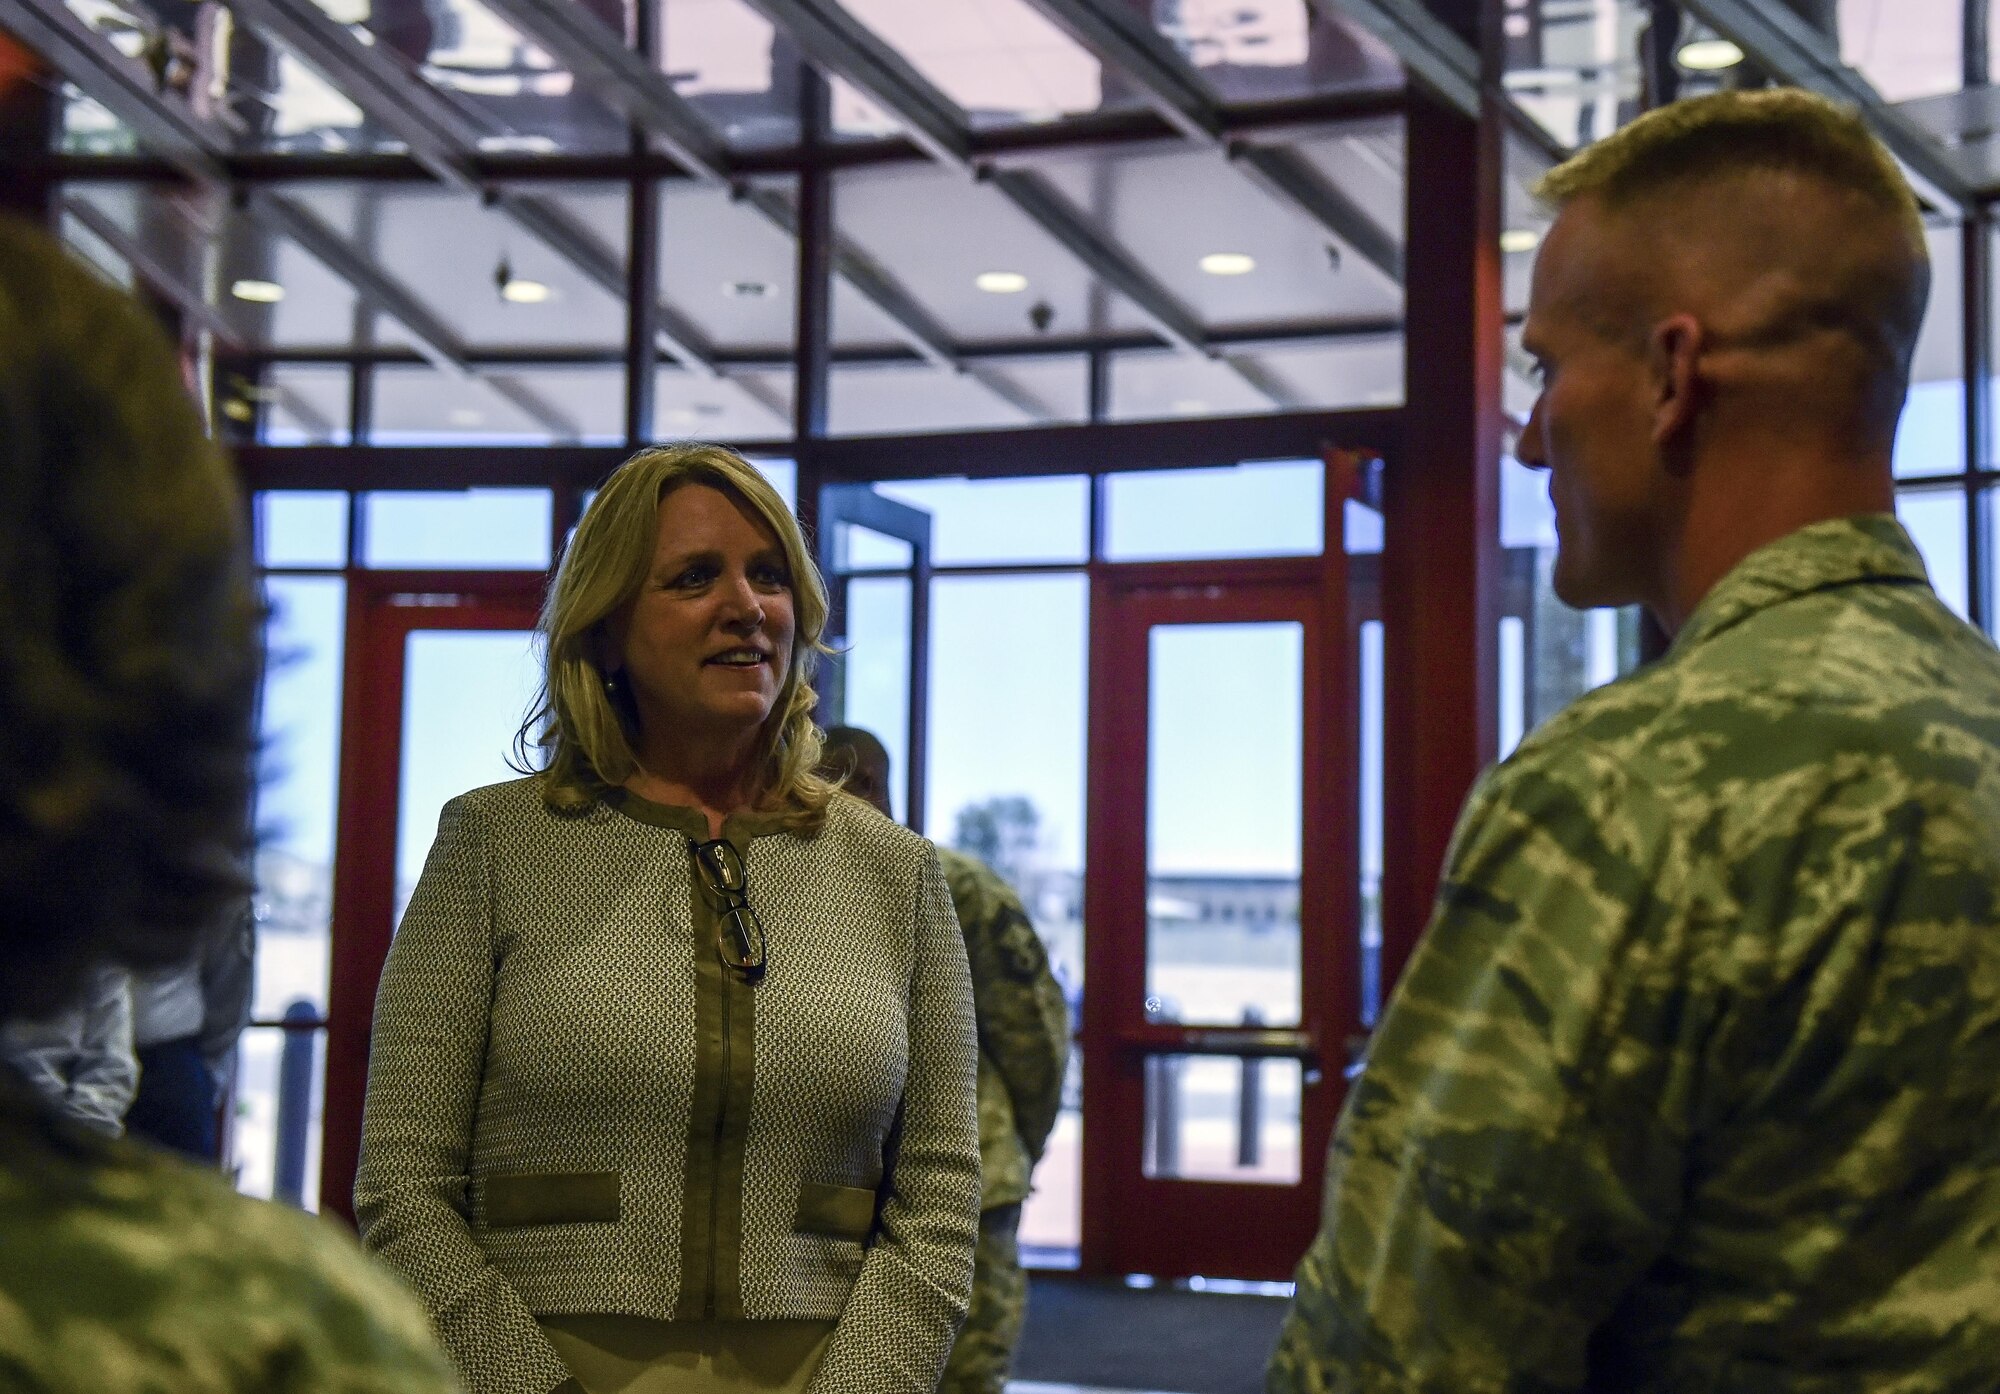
1964 210 1994 632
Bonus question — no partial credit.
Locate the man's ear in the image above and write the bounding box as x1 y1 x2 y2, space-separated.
1649 313 1705 457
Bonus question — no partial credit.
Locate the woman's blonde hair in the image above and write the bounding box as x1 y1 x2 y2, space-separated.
519 443 835 830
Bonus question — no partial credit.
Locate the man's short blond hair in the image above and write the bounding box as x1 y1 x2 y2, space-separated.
1535 88 1922 248
1535 89 1930 435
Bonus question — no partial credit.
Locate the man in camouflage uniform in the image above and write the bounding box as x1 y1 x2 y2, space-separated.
819 728 1070 1394
0 215 458 1393
1271 91 2000 1393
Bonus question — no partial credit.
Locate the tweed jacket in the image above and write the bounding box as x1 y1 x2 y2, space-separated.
355 778 980 1394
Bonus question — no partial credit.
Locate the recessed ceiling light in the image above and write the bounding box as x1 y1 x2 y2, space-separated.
975 271 1029 294
448 409 484 426
500 277 553 304
1199 252 1256 276
1676 38 1744 70
725 280 772 298
231 279 284 303
1500 228 1542 254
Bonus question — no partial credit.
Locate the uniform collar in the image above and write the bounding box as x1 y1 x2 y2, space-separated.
1670 513 1931 656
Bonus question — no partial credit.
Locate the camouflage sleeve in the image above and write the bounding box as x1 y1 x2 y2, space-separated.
1270 748 1704 1394
949 856 1069 1163
354 797 573 1394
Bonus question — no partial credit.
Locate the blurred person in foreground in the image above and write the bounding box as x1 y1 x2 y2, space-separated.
0 216 457 1392
355 445 978 1394
1270 89 2000 1393
817 727 1069 1394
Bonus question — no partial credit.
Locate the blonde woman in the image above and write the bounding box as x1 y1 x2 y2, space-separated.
356 445 980 1394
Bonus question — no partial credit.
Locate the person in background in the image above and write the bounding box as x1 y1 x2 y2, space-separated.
356 444 979 1394
1269 89 2000 1393
0 965 136 1135
126 907 254 1160
0 215 456 1392
818 726 1069 1394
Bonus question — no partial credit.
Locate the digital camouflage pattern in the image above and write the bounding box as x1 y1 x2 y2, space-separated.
935 848 1068 1394
0 1067 459 1394
1270 516 2000 1394
938 1204 1027 1394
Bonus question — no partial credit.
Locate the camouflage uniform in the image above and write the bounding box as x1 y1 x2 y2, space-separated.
0 1064 458 1393
1270 516 2000 1394
936 847 1070 1394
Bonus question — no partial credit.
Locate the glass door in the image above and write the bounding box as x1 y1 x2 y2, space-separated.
1083 564 1358 1279
319 571 545 1219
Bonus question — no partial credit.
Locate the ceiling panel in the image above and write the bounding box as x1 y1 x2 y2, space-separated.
1031 138 1405 334
655 177 798 352
830 161 1097 345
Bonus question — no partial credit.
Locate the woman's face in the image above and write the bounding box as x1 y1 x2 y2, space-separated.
608 482 796 753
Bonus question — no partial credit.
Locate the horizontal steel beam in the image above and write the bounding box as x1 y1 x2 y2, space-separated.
1230 142 1405 283
40 89 1411 185
0 0 225 180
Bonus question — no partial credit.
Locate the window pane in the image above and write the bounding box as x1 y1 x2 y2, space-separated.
397 631 543 915
361 490 553 570
1358 619 1384 1026
230 1024 325 1210
254 577 345 1021
1146 624 1302 1030
1141 1055 1301 1185
1105 460 1323 561
926 575 1086 981
837 524 915 571
1897 488 1970 620
1019 1049 1081 1266
1897 225 1966 478
872 476 1090 566
928 573 1086 1258
840 577 913 822
748 458 798 516
257 491 349 569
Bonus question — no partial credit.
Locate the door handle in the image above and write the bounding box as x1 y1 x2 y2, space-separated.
1115 1024 1320 1063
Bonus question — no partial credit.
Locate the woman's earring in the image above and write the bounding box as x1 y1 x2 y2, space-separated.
603 671 621 697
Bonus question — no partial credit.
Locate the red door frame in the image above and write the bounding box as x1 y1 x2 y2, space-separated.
1079 431 1364 1282
320 570 546 1221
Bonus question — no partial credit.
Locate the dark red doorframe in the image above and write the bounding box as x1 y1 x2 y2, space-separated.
320 570 545 1222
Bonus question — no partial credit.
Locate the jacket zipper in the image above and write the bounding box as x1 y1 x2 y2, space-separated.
706 867 731 1321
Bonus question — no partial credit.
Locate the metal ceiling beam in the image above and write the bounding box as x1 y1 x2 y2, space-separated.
741 0 973 169
471 0 732 182
741 0 1289 406
1307 0 1480 119
449 1 983 397
1017 0 1220 142
731 183 956 370
219 0 764 401
1675 0 1976 210
1229 144 1405 283
1024 0 1407 289
231 195 581 437
493 191 726 377
0 0 225 180
61 194 245 346
223 0 484 191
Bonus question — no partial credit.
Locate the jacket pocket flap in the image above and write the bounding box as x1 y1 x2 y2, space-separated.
483 1172 621 1228
795 1182 876 1241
